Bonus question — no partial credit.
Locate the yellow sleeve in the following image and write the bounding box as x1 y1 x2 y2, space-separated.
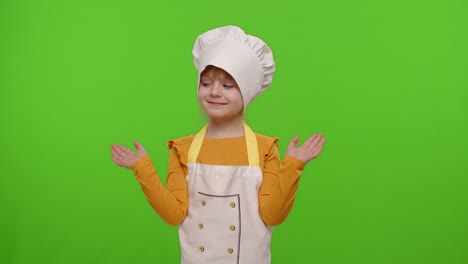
131 140 188 226
258 138 306 226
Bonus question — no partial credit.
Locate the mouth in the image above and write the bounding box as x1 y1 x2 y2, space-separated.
207 101 227 105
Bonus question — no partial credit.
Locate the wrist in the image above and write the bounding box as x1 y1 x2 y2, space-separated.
283 154 306 170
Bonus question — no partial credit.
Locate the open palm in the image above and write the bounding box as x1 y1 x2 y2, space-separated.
286 133 326 164
110 141 147 169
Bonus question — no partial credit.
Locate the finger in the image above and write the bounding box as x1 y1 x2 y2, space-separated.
113 144 127 157
134 141 139 150
112 147 126 160
312 138 326 154
111 144 121 156
116 144 130 156
288 136 300 148
134 140 144 151
111 146 119 157
309 133 323 147
304 134 318 147
112 156 122 166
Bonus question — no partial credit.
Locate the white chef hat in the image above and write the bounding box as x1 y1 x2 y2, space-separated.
192 25 276 113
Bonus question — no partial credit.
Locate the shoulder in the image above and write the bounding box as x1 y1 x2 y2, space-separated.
167 135 195 151
254 133 279 143
254 133 280 154
166 135 195 164
167 135 194 162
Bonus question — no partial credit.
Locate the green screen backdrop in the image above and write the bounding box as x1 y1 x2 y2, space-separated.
1 0 467 263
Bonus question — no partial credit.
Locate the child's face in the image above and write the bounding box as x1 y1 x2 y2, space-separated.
198 66 244 122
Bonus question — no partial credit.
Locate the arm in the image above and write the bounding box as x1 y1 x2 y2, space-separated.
258 142 306 226
131 148 188 225
258 132 326 226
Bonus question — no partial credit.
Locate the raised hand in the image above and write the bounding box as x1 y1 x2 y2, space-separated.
286 133 326 164
110 141 147 169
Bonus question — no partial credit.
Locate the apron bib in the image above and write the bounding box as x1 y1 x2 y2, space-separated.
178 123 273 264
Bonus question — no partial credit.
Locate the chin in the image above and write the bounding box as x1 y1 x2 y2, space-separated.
207 113 227 120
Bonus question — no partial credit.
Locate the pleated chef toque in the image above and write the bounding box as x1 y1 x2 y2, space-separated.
192 25 276 112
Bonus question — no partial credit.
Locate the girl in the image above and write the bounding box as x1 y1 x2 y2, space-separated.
111 25 325 264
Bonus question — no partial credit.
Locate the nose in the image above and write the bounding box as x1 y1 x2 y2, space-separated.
210 83 223 97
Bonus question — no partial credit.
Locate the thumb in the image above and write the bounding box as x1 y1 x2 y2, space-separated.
134 140 143 151
289 136 299 148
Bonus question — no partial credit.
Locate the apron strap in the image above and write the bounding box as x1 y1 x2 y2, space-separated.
187 122 259 166
244 123 259 166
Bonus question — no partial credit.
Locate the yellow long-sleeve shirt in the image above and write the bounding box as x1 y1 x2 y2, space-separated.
131 133 306 226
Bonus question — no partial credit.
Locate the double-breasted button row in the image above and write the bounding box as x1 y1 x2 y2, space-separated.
197 199 236 254
197 246 234 254
200 200 235 208
197 223 235 231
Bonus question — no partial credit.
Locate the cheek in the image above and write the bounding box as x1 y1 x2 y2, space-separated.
197 94 204 105
197 87 205 100
197 90 209 107
232 90 244 107
198 84 210 94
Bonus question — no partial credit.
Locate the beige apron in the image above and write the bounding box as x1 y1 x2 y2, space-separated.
178 122 273 264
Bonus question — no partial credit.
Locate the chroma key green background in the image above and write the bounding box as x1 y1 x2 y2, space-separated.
0 0 467 263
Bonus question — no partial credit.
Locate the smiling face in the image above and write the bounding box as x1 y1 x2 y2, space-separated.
198 65 244 123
